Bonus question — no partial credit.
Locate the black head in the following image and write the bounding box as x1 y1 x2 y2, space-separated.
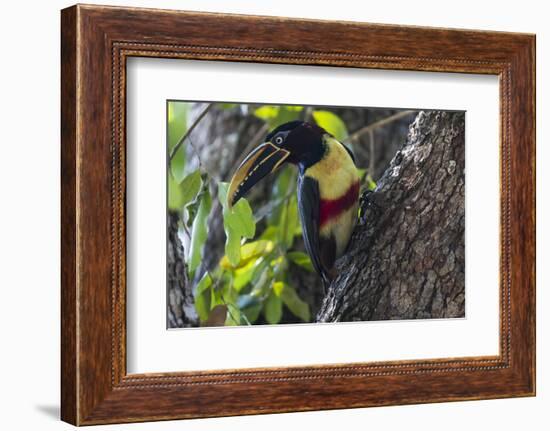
227 121 327 208
266 121 326 168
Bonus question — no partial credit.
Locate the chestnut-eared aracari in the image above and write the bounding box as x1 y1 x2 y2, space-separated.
228 121 360 287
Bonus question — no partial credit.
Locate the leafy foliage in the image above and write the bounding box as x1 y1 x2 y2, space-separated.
167 101 366 326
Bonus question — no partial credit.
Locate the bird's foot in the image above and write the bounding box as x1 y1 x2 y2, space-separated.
359 190 383 224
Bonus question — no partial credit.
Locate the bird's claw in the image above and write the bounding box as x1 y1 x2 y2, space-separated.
359 190 383 224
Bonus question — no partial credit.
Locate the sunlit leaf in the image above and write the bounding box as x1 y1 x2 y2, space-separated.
312 110 348 142
271 255 289 279
264 290 283 324
287 251 314 272
188 188 212 276
273 281 285 296
194 272 213 321
232 258 259 291
220 240 274 269
254 105 280 121
254 105 304 128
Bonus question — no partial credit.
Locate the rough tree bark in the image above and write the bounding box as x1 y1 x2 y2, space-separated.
334 108 417 180
317 111 465 322
167 211 198 328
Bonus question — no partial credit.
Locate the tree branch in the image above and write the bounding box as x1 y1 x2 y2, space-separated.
169 103 213 162
318 111 465 323
344 110 415 144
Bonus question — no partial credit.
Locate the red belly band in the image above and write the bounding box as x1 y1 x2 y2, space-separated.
319 181 360 228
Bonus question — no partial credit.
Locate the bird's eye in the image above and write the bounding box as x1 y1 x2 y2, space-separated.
274 136 284 145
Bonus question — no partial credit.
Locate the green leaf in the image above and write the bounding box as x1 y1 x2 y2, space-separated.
270 256 289 282
220 240 274 269
194 273 213 321
232 258 258 291
264 290 283 324
237 294 261 309
168 172 184 210
260 225 279 241
267 166 295 225
224 304 242 326
168 102 188 183
188 188 212 276
287 251 314 272
168 169 203 212
226 200 255 239
218 103 238 110
185 173 210 229
281 195 299 248
249 259 273 295
272 281 285 296
253 105 280 121
225 225 241 267
218 183 255 237
275 282 311 322
218 182 256 268
254 105 304 129
312 110 348 142
179 169 202 207
237 294 262 323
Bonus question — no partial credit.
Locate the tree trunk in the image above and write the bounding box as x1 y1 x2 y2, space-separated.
167 211 199 328
317 111 465 322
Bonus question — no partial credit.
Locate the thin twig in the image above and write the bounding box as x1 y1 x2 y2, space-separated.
219 291 245 326
368 129 375 175
302 106 313 122
204 265 253 326
187 135 202 170
232 123 270 169
344 110 415 144
169 103 213 162
253 188 294 222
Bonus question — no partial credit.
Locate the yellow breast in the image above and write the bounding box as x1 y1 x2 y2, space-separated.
304 135 360 200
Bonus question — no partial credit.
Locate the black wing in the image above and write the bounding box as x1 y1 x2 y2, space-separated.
341 142 356 163
297 175 330 285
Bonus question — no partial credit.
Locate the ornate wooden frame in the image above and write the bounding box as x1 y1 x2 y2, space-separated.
61 4 536 425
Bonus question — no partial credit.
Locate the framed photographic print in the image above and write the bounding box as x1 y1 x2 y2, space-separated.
61 4 535 425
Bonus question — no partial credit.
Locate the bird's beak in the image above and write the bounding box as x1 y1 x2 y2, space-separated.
228 142 290 208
